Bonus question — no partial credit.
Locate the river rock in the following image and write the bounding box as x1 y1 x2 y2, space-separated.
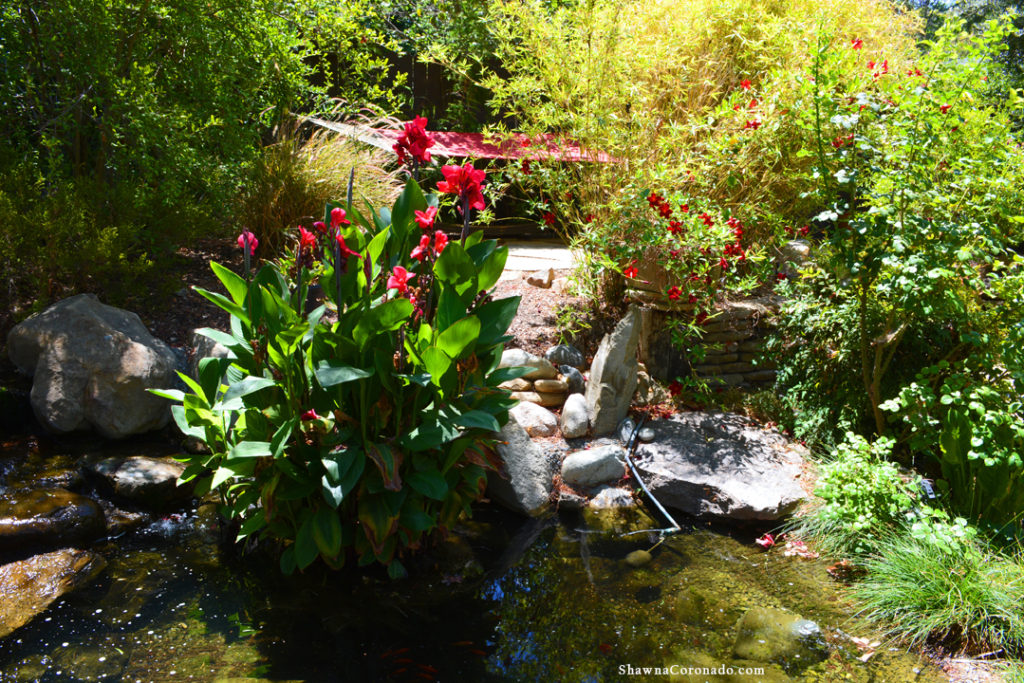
486 415 554 516
544 344 585 370
634 411 807 521
82 455 192 509
559 365 585 395
733 607 828 673
534 378 568 393
561 445 626 487
510 391 565 407
559 394 589 439
617 417 637 444
624 549 652 567
499 348 558 381
0 489 106 552
499 377 533 392
586 307 641 435
526 268 554 289
509 401 558 438
0 549 107 638
6 294 178 438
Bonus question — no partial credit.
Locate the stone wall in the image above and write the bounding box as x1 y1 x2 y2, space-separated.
631 289 780 390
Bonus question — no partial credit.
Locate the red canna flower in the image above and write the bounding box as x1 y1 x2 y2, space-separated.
667 220 683 235
775 272 788 281
667 286 682 300
313 220 328 234
237 230 258 256
335 233 360 259
387 265 415 293
623 263 638 279
679 203 689 214
749 98 759 109
699 212 714 227
411 234 431 262
414 206 438 230
331 207 351 229
298 226 318 252
719 257 730 271
851 38 863 50
799 225 810 236
437 163 486 212
543 211 556 226
659 203 673 218
940 103 952 114
743 119 762 130
740 79 752 90
647 192 664 208
301 409 320 421
434 230 448 253
393 115 435 165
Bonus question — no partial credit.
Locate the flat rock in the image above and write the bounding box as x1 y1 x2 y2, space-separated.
559 394 589 439
499 349 558 381
526 268 554 288
498 377 533 392
486 415 554 516
0 549 107 638
509 401 558 438
544 344 585 370
83 455 192 509
586 307 641 435
533 378 568 393
510 391 565 407
6 294 178 438
0 489 106 552
633 411 807 521
561 445 626 487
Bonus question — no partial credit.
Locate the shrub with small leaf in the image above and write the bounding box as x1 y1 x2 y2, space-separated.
154 169 522 576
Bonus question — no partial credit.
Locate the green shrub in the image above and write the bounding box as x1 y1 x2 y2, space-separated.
853 530 1024 655
156 175 521 576
788 433 919 557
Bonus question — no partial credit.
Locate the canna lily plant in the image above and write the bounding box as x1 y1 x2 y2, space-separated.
152 169 525 577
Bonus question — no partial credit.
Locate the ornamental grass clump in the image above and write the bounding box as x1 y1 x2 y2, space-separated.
154 156 523 577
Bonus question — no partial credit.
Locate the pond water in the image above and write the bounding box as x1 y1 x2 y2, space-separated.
0 436 945 682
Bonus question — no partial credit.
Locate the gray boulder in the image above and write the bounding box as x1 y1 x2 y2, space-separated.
509 401 558 438
561 445 626 487
733 607 828 673
0 549 107 639
487 415 554 516
7 294 178 438
499 348 558 381
544 344 585 370
633 412 807 521
0 489 106 551
559 394 589 439
82 455 192 510
585 307 641 435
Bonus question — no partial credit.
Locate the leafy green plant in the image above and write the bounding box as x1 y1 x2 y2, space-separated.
788 433 919 557
154 174 522 576
852 530 1024 655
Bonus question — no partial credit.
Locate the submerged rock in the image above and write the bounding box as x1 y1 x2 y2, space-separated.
486 415 554 517
561 445 626 487
0 489 106 552
6 294 178 438
0 548 107 638
732 607 828 673
586 307 641 435
634 412 807 521
624 549 652 568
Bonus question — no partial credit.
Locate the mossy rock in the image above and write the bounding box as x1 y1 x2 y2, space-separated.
732 607 828 674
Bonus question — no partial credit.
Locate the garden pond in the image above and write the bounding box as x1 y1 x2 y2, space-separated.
0 435 944 682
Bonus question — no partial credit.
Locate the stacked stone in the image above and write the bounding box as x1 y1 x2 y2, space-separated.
691 301 777 389
497 347 584 408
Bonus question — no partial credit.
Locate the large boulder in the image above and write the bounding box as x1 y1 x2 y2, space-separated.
7 294 178 438
0 549 107 639
633 412 807 521
486 415 554 516
585 307 641 435
0 489 106 552
82 455 192 510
